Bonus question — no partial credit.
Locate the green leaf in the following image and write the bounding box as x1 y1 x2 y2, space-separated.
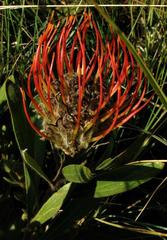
96 133 150 170
0 81 6 105
6 80 33 152
5 80 48 215
5 80 47 174
22 149 54 190
31 183 71 224
94 161 164 198
39 196 99 240
62 164 94 183
0 75 15 106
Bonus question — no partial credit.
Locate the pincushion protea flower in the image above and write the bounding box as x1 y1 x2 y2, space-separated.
20 12 151 156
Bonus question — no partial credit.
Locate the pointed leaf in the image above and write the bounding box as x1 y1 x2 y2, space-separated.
0 81 6 105
62 164 94 183
5 80 46 154
5 80 48 214
96 133 150 170
0 75 14 106
39 197 99 240
5 80 47 171
31 183 71 224
22 149 54 190
94 161 164 198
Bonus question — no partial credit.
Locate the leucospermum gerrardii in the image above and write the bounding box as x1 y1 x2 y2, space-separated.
21 12 151 156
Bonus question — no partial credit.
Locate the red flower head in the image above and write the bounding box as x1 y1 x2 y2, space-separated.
21 12 150 156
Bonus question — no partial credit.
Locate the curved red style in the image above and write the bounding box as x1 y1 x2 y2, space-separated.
21 12 151 156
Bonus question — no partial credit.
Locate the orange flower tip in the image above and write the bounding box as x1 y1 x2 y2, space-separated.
69 15 75 22
20 87 25 99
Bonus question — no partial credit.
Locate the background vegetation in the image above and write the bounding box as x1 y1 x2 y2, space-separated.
0 1 166 239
